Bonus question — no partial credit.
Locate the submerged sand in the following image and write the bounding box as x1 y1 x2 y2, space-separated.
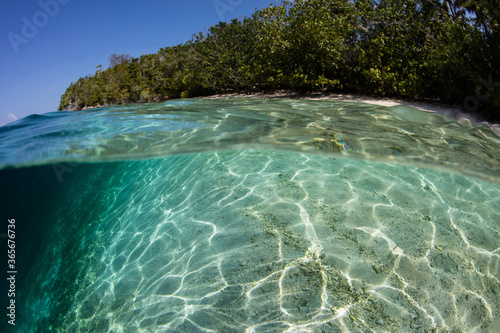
25 151 499 332
204 91 500 136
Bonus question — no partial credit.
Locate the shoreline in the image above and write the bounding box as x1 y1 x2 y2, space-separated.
203 90 500 135
74 90 500 136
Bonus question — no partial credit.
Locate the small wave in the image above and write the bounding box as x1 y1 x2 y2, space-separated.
0 98 499 184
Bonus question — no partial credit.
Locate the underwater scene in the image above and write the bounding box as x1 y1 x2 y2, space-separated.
1 98 499 332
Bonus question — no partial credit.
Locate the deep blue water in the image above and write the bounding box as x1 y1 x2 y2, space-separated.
1 98 499 332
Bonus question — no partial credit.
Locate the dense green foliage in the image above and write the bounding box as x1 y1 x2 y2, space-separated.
59 0 500 120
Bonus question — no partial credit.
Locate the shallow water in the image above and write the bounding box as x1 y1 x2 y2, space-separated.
1 98 499 332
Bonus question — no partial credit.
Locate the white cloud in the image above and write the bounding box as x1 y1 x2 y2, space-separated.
7 113 18 122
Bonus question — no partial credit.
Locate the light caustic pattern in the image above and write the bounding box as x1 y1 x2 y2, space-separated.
39 152 500 332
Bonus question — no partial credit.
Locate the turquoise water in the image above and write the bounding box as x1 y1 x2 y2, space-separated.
1 98 499 332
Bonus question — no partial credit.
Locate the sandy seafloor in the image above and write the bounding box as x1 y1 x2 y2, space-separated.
204 91 500 136
16 151 499 332
4 93 499 332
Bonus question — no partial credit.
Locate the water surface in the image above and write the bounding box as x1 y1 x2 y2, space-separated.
1 98 499 332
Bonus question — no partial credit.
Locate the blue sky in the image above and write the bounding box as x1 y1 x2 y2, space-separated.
0 0 274 126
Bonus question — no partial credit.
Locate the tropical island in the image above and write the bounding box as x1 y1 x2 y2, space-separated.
58 0 500 121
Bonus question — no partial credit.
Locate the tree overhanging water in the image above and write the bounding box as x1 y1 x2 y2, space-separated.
58 0 500 121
